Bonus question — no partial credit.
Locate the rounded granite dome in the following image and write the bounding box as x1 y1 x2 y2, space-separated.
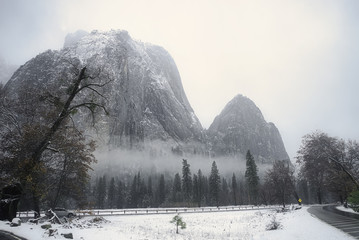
208 94 289 163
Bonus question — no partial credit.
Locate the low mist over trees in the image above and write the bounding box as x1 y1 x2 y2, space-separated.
90 159 242 209
88 156 295 209
86 131 359 209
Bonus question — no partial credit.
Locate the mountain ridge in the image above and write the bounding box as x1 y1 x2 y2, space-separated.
3 29 289 164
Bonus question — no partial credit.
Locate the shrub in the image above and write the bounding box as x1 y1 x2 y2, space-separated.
266 216 281 230
170 214 186 234
348 190 359 212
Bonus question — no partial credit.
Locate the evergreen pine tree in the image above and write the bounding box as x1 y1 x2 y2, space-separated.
116 180 125 209
202 176 210 205
182 159 192 203
232 173 238 205
245 150 259 205
209 161 221 207
170 214 186 234
158 174 166 206
130 174 138 207
220 178 230 205
172 173 182 202
192 174 200 207
139 176 147 207
238 179 245 205
97 176 107 209
107 177 116 209
197 169 204 206
147 176 153 206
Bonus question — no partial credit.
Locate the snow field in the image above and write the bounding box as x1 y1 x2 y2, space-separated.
0 206 354 240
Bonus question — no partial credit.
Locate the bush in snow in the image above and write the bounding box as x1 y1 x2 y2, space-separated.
170 214 186 234
266 215 281 231
348 190 359 212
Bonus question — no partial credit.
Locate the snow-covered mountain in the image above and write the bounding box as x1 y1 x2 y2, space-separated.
65 30 205 147
208 94 289 162
3 29 288 163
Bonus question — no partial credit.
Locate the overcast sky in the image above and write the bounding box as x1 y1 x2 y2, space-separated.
1 0 359 160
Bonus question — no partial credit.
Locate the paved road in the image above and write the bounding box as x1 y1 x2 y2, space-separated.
0 231 27 240
308 205 359 239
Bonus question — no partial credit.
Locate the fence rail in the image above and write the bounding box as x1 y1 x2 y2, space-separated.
17 205 283 218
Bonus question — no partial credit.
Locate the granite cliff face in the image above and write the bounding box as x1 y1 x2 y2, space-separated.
5 30 204 151
4 30 288 163
67 30 205 148
208 95 289 162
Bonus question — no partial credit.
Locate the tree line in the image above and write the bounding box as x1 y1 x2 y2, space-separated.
81 131 359 210
86 151 297 209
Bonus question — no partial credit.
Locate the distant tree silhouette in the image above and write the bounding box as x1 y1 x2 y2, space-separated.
245 150 259 204
209 161 221 206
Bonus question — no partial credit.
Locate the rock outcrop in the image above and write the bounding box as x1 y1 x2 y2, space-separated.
208 94 289 162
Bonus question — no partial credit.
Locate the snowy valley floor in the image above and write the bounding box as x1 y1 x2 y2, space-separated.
0 206 355 240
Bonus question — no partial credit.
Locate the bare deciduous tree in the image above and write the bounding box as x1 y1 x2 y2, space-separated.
265 160 295 207
0 63 111 216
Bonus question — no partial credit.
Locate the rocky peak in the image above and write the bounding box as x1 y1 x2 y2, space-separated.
63 29 89 48
208 94 289 163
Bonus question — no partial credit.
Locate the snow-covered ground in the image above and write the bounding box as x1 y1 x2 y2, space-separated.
0 206 354 240
336 205 359 215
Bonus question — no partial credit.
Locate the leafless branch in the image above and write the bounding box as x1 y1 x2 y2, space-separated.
328 156 359 188
46 146 60 153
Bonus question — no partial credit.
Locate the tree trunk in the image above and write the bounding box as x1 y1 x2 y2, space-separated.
32 193 40 219
282 195 285 208
317 190 322 204
31 67 87 163
27 67 87 216
339 195 344 204
233 191 237 206
51 157 68 208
